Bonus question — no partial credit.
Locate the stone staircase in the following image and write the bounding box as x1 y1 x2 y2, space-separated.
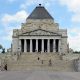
6 53 75 71
20 52 60 61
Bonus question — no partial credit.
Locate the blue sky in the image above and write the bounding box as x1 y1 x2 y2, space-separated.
0 0 80 51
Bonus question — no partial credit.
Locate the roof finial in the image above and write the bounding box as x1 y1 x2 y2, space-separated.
39 4 41 6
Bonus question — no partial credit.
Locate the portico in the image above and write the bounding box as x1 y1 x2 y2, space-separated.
19 38 61 53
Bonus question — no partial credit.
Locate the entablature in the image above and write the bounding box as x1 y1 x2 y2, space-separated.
19 29 62 36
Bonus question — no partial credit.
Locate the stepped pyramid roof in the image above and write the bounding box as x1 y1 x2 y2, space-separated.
27 4 53 19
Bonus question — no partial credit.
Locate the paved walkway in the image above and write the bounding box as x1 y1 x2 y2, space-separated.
0 71 80 80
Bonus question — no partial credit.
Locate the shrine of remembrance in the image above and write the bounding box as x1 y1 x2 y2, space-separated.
12 4 68 54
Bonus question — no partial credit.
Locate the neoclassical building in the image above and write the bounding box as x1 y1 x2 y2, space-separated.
12 4 68 54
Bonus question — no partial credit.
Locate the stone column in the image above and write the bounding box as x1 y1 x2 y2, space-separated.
42 39 44 52
24 39 27 52
47 39 50 53
30 39 32 53
36 39 38 52
58 39 61 54
19 39 21 52
53 39 56 53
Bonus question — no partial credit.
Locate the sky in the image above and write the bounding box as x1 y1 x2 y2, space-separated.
0 0 80 51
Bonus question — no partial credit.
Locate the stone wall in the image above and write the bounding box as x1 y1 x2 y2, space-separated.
61 38 68 54
12 19 68 54
12 38 19 53
21 19 59 33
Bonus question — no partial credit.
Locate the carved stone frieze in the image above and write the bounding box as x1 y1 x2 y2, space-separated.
20 29 61 36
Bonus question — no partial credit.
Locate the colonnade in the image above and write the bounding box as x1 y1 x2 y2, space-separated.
19 39 61 53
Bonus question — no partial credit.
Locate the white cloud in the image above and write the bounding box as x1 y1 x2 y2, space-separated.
69 35 80 51
68 28 80 51
1 10 28 42
59 0 80 23
72 13 80 23
1 0 80 51
59 0 80 13
20 0 80 23
2 10 28 25
2 25 20 41
58 0 80 51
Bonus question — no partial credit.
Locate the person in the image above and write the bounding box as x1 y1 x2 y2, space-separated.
4 64 7 71
38 57 40 60
0 66 2 71
35 49 37 52
49 59 52 66
41 60 43 64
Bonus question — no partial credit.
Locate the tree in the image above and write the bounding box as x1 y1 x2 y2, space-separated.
0 45 3 53
2 48 5 53
0 45 3 49
0 45 6 53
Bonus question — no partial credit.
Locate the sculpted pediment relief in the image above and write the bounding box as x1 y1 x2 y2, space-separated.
20 29 61 36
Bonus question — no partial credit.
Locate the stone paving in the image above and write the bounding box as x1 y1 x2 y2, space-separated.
0 71 80 80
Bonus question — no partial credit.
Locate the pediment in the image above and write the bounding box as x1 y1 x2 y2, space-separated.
21 29 61 36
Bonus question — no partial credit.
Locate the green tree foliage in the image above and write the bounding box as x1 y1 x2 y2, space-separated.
73 51 80 54
0 45 5 53
0 44 3 49
2 48 5 53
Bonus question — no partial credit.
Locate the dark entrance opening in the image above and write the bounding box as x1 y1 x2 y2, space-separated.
50 39 53 52
38 39 42 52
32 39 36 52
21 39 24 52
56 39 59 52
44 39 47 52
27 39 30 52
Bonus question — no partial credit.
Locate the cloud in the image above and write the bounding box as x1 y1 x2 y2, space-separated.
72 13 80 23
1 10 28 42
59 0 80 13
59 0 80 22
58 0 80 51
2 10 28 25
68 28 80 51
1 0 80 51
20 0 80 23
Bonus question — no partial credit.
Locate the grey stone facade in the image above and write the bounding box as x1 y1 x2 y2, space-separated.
12 5 68 54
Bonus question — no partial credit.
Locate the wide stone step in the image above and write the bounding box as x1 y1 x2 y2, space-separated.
20 53 60 61
7 60 74 71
